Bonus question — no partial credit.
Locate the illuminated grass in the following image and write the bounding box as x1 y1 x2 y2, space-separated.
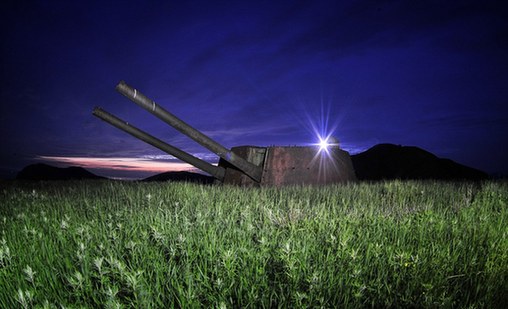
0 180 506 307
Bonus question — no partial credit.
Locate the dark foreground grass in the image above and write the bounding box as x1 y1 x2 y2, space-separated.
0 180 506 308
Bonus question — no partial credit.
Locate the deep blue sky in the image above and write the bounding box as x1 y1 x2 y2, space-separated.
1 0 507 179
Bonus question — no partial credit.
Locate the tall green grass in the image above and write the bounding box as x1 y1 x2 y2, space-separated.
0 180 506 308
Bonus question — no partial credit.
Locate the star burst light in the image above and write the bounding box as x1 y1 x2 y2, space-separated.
297 96 346 182
306 110 344 182
317 135 339 154
318 136 330 152
302 99 339 155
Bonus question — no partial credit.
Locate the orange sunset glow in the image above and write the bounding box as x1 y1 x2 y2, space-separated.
38 156 196 173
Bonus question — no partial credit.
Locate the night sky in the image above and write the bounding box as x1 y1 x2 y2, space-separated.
1 0 507 179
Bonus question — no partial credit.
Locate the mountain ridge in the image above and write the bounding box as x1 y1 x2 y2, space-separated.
16 163 106 181
14 144 489 182
351 143 488 180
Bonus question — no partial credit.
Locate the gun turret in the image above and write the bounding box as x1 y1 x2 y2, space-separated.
93 81 356 186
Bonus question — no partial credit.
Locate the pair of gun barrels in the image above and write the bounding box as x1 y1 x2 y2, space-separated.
93 81 262 183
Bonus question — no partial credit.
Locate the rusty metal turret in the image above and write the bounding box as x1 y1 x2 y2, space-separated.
93 81 356 186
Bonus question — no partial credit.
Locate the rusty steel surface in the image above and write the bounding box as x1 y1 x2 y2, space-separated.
219 146 266 186
261 146 356 186
219 146 357 186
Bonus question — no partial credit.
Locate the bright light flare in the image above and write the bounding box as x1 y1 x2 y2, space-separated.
296 94 350 182
316 135 339 154
318 136 331 153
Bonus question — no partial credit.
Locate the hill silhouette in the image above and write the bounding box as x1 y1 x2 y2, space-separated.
142 171 214 184
16 144 489 183
351 144 488 181
16 163 105 180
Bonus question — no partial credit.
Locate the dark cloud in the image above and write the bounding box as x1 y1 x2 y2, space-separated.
1 0 507 177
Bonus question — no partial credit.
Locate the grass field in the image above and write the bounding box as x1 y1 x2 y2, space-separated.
0 180 506 308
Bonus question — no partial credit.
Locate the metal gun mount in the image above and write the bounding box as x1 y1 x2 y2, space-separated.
93 81 356 186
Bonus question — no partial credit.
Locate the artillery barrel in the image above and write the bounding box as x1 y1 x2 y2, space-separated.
115 81 262 182
93 107 225 180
